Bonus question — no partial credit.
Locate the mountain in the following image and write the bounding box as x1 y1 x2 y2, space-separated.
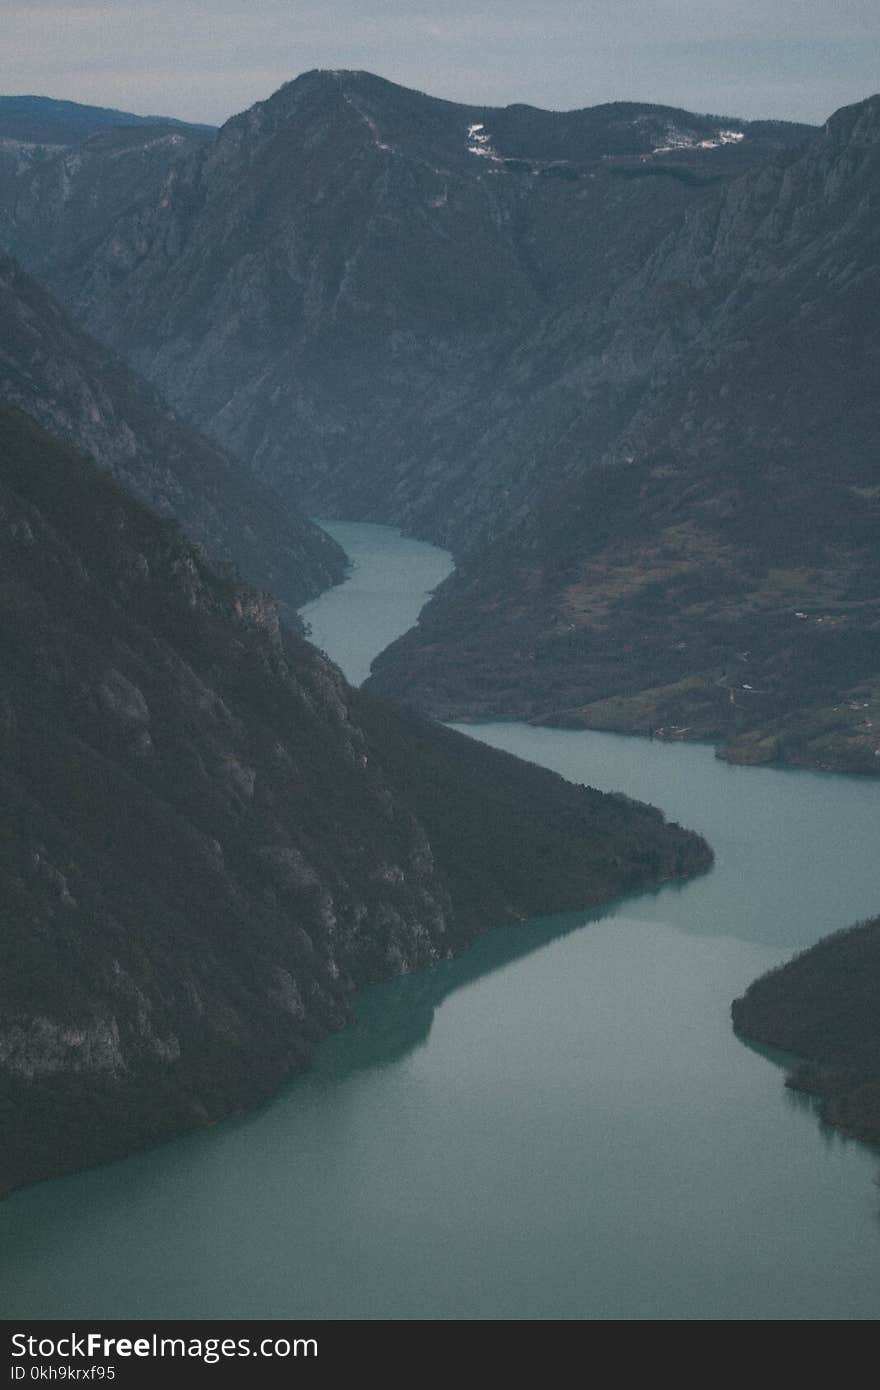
0 97 214 272
0 253 345 610
0 408 711 1194
732 916 880 1146
41 70 811 551
0 95 215 144
7 73 875 774
368 97 880 774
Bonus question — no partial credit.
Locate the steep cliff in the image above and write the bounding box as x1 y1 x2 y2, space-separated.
0 97 214 272
0 254 345 610
0 409 711 1195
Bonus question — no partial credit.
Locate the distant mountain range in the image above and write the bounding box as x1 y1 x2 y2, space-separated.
36 71 814 551
733 915 880 1146
0 97 215 273
368 95 880 773
0 94 216 144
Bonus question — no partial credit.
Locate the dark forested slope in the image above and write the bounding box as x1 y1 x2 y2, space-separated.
0 95 214 145
0 254 345 609
0 409 710 1195
733 916 880 1146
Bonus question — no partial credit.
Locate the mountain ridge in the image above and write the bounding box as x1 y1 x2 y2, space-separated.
3 74 876 773
0 94 216 144
366 93 880 774
733 916 880 1146
0 252 345 610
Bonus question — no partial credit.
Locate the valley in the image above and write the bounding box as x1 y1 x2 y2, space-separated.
2 521 878 1320
3 76 872 774
0 67 878 1322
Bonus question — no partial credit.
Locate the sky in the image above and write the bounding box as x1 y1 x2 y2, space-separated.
5 0 879 128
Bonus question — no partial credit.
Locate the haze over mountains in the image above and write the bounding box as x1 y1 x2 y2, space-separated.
4 71 875 773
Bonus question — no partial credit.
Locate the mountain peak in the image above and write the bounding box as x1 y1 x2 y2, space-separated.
269 67 426 105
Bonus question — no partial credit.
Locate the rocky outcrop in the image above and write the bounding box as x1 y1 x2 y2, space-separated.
0 408 711 1196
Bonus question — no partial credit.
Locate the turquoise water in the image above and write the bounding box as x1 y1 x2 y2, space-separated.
299 520 454 687
2 520 879 1321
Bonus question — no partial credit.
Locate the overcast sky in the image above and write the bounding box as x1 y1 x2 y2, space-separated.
5 1 879 127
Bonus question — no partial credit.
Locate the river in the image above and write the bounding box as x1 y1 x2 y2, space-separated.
2 520 879 1320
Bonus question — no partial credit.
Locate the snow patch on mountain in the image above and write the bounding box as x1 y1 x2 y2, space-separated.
466 123 502 161
653 127 745 155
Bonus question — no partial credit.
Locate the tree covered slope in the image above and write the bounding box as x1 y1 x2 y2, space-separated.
0 408 710 1195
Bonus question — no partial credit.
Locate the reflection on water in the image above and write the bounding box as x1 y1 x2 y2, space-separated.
3 520 880 1321
321 904 627 1080
4 904 877 1320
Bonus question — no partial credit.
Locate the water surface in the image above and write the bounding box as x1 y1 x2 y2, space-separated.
2 520 879 1321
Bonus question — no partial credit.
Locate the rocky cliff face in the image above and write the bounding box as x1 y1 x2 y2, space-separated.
5 75 874 773
0 97 214 272
368 97 880 774
0 254 345 610
0 408 710 1195
42 70 811 552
